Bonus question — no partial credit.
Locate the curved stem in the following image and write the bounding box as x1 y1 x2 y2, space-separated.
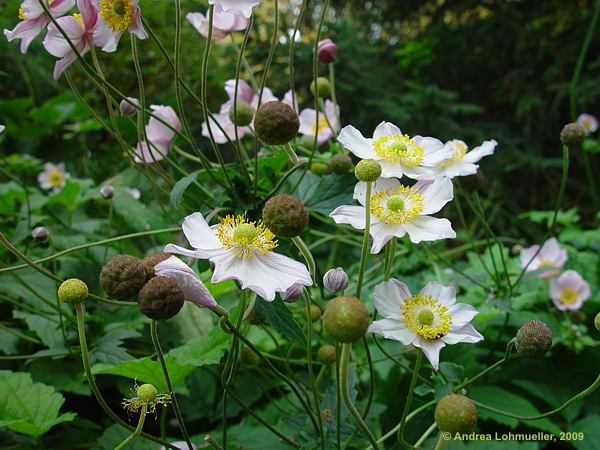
457 338 515 391
356 182 372 297
292 236 316 282
397 352 423 448
114 403 147 450
283 142 300 164
339 343 379 449
150 321 193 450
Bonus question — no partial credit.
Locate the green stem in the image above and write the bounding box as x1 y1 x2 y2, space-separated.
339 343 379 449
114 404 147 450
384 237 397 280
288 0 307 112
283 142 300 164
150 321 193 450
397 352 422 447
414 423 437 447
335 342 342 449
292 236 316 282
457 338 515 391
433 432 447 450
356 182 372 297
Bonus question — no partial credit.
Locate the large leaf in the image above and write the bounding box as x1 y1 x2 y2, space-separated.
170 170 201 209
292 172 355 214
570 414 600 450
0 370 75 437
254 298 306 347
167 330 230 366
96 424 155 450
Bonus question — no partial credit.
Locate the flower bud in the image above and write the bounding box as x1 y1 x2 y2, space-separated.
317 38 337 64
560 123 586 147
100 185 114 199
136 383 158 403
254 101 300 145
329 153 353 174
57 278 88 304
310 304 322 322
284 283 304 302
31 226 49 243
100 254 147 300
262 194 308 237
435 394 478 435
355 159 381 182
316 344 336 365
120 97 139 117
239 345 259 367
515 320 553 358
228 100 255 126
594 312 600 332
310 162 329 176
458 169 484 193
310 77 331 98
137 276 185 320
323 267 349 294
142 252 172 280
322 296 369 343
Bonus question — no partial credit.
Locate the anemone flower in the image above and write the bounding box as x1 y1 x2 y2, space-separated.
164 212 312 301
4 0 75 54
576 113 598 135
92 0 147 52
37 162 70 192
186 3 247 41
134 105 181 164
369 279 483 370
201 113 250 144
337 121 451 180
298 100 339 145
208 0 260 19
520 237 567 279
330 177 456 253
550 270 591 311
433 139 497 178
155 256 217 308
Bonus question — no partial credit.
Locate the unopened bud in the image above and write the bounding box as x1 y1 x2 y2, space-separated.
323 267 349 294
120 97 139 117
310 304 322 322
136 383 158 403
316 344 337 365
284 283 303 302
262 194 308 238
560 123 585 147
310 162 329 176
310 77 331 98
317 38 337 64
100 185 114 199
229 101 255 126
329 153 353 174
31 226 49 243
100 255 147 300
355 159 381 182
254 101 300 145
137 276 185 320
435 394 478 434
322 296 369 343
594 312 600 332
58 278 88 304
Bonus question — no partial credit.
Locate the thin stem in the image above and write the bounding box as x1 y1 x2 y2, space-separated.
292 236 316 282
397 352 423 447
339 343 379 449
283 142 300 164
414 423 437 447
150 321 193 450
356 182 372 297
335 342 342 449
288 0 307 112
114 404 147 450
433 432 447 450
384 237 397 280
457 338 515 390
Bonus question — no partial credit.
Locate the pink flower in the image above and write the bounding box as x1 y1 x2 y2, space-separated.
186 3 247 41
202 113 250 144
155 256 217 308
281 89 298 113
520 237 567 279
134 105 181 164
317 38 337 64
42 0 98 79
4 0 75 54
576 113 598 135
550 270 591 311
91 0 147 52
298 100 339 144
208 0 260 19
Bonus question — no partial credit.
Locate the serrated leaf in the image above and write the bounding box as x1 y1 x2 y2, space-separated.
167 330 230 366
293 172 355 214
570 414 600 450
0 370 75 437
13 311 64 350
254 298 306 346
170 170 200 209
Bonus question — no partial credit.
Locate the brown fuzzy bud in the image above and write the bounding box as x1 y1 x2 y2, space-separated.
435 394 478 435
137 276 184 320
515 320 553 358
316 344 337 365
254 101 300 145
322 296 369 343
560 123 586 147
100 255 147 300
262 194 308 238
329 153 353 174
141 252 172 280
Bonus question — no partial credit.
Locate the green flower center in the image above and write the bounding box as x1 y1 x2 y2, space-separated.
386 195 405 212
113 0 125 15
418 309 434 326
233 223 259 242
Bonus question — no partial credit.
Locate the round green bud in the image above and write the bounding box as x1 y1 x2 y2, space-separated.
137 276 184 320
254 101 300 145
560 123 586 147
100 255 147 300
329 153 353 174
136 383 158 403
355 159 382 182
228 100 255 126
322 296 370 343
310 304 322 322
386 195 405 212
57 278 88 304
141 252 171 280
311 162 330 176
239 345 259 367
435 394 478 435
458 169 484 193
594 312 600 332
310 77 331 98
316 344 337 365
262 194 308 237
515 320 553 358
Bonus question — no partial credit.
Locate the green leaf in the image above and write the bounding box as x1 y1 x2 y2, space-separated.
13 311 64 350
570 414 600 450
0 370 75 437
111 190 165 231
170 170 201 209
254 298 306 347
293 172 356 214
96 424 155 450
167 330 231 366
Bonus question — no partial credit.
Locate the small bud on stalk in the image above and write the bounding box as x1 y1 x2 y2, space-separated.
560 123 586 148
322 296 369 343
323 267 349 294
435 394 478 435
594 312 600 332
329 153 353 174
137 276 185 320
119 97 139 117
254 101 300 145
262 194 308 238
310 304 322 322
57 278 88 304
136 383 158 403
310 162 329 176
100 254 147 300
316 344 337 365
228 101 255 126
310 77 331 98
31 226 49 243
355 159 382 182
317 38 337 64
284 283 303 302
100 185 114 199
515 319 553 357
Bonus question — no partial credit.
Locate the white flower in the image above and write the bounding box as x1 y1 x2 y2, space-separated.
576 113 598 135
298 100 339 145
37 162 70 192
337 121 451 179
164 213 312 301
369 279 483 370
208 0 260 19
155 256 217 308
202 112 250 144
281 89 297 112
330 177 456 253
520 237 567 279
123 187 141 200
550 270 591 311
434 139 497 178
186 3 247 41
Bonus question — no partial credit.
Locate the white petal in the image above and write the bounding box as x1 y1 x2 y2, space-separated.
413 338 445 370
337 125 377 159
164 243 212 260
370 222 403 254
181 212 222 251
373 121 402 140
442 323 484 345
415 176 454 215
368 318 417 345
462 139 497 164
448 302 478 326
330 205 367 230
403 216 456 243
373 279 411 319
414 136 449 166
155 256 217 308
354 178 401 205
437 160 478 179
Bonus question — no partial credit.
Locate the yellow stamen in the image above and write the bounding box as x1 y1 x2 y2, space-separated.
372 133 424 166
18 8 25 20
48 170 64 188
560 288 578 305
216 215 277 259
99 0 133 32
311 117 329 134
402 293 452 340
370 185 424 224
438 141 468 168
